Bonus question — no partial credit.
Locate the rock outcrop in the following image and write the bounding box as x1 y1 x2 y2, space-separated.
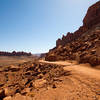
46 1 100 66
0 61 69 100
56 1 100 47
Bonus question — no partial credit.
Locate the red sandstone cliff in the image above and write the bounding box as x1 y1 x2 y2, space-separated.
56 1 100 47
83 1 100 28
45 1 100 66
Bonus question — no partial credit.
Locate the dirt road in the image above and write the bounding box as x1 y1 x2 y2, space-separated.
33 60 100 100
4 60 100 100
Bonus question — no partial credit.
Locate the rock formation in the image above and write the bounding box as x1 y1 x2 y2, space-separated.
56 1 100 47
45 1 100 66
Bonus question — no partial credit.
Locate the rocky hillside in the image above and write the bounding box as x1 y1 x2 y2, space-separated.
45 1 100 66
56 1 100 47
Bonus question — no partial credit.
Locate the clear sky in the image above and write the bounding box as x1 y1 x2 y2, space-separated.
0 0 99 53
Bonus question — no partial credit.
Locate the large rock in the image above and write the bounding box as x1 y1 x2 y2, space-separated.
33 79 47 88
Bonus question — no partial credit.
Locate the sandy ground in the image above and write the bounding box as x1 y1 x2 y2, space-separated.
32 60 100 100
4 60 100 100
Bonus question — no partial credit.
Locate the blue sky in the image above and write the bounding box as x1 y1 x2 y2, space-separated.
0 0 99 53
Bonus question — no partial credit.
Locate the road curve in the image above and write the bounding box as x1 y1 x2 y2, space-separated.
5 60 100 100
35 60 100 100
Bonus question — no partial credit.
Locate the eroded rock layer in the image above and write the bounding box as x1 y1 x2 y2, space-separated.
45 1 100 66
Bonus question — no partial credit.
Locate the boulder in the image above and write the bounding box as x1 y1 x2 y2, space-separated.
33 79 47 88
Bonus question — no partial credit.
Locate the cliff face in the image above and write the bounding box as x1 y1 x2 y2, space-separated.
83 1 100 28
45 1 100 66
56 1 100 47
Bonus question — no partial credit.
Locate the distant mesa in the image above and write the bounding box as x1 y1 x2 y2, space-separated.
0 51 32 56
